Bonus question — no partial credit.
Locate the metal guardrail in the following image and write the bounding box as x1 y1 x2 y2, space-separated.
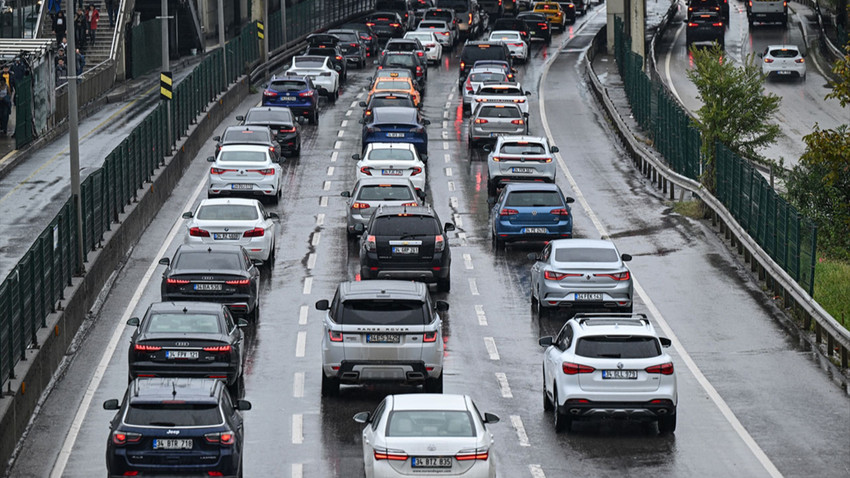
53 60 116 122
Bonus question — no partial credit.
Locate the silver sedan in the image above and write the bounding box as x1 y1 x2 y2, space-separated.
341 177 424 237
468 103 528 147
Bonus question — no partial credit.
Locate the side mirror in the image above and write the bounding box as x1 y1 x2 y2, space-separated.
126 317 140 327
483 412 500 424
550 146 559 153
212 136 221 141
523 112 529 118
444 223 456 232
358 118 365 124
757 53 763 58
539 336 554 347
353 411 372 424
660 337 672 348
565 196 575 204
354 223 366 233
482 144 492 152
182 211 193 219
341 191 351 198
359 101 367 107
206 156 216 163
527 252 539 261
435 300 450 312
423 119 431 125
621 253 632 262
158 258 170 266
237 319 249 328
315 299 330 311
421 153 428 162
417 190 427 200
251 259 263 266
267 212 280 219
525 90 531 95
235 400 252 411
486 197 496 206
352 153 361 161
102 399 120 410
235 115 244 121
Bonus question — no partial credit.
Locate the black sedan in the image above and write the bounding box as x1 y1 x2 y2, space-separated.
159 244 261 320
126 301 248 390
517 12 552 44
340 21 380 57
237 106 301 157
367 11 408 39
377 52 427 87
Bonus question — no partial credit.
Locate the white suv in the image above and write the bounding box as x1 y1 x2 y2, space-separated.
539 313 678 433
315 280 448 396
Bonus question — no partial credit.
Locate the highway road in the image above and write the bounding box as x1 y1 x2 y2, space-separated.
6 4 849 478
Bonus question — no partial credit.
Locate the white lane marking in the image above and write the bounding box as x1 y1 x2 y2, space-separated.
511 415 530 446
448 181 455 192
295 331 307 357
442 141 449 149
320 196 328 207
327 166 335 176
303 277 313 295
445 167 453 177
334 140 342 149
331 151 338 162
450 196 458 208
539 40 783 478
529 464 546 478
457 232 467 246
312 232 321 247
475 304 488 326
444 153 451 163
444 101 451 108
356 92 365 99
463 253 473 270
350 100 359 108
337 130 344 138
484 337 499 360
448 92 455 101
345 109 353 117
664 24 685 105
50 161 211 478
307 253 317 270
323 181 331 191
293 372 305 398
496 372 512 398
292 413 304 444
443 120 449 129
452 213 463 228
299 305 309 326
443 112 449 119
468 278 479 295
341 120 348 127
292 463 304 478
316 213 325 226
441 131 448 139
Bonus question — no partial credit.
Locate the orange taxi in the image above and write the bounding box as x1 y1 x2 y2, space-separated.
367 76 421 106
532 2 567 31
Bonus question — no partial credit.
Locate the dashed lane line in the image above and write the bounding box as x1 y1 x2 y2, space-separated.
441 131 448 139
316 213 325 226
350 100 359 108
457 232 467 246
341 120 348 127
529 465 546 478
334 140 343 149
511 415 530 446
337 130 344 138
463 253 473 270
306 253 317 270
452 213 463 228
496 373 512 398
327 166 335 176
345 109 353 117
448 181 455 192
312 232 321 247
475 304 488 326
299 305 308 325
292 463 304 478
293 372 305 398
445 167 453 177
442 141 449 149
323 181 331 190
484 337 500 360
331 151 338 162
444 153 451 163
320 196 328 207
450 196 458 208
292 414 304 444
295 331 307 357
302 277 313 295
469 278 479 295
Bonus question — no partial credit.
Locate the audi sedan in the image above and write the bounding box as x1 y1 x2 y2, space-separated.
355 142 427 191
182 198 279 264
207 145 283 204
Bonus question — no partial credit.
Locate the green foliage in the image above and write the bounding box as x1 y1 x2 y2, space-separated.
686 44 782 192
814 258 850 329
825 41 850 107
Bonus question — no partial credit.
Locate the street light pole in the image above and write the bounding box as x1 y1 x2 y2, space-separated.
161 0 173 152
280 0 287 48
218 0 226 82
66 7 85 274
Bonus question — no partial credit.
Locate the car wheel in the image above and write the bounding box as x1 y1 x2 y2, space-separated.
424 373 443 393
309 109 319 125
543 371 553 411
491 232 504 251
534 294 550 320
437 272 451 292
321 371 340 397
553 388 571 432
251 302 260 322
227 374 245 400
487 180 498 197
330 88 339 103
658 414 677 434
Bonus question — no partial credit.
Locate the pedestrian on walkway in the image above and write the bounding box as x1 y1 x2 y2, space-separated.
52 10 67 47
0 81 12 135
106 0 117 27
76 49 86 77
60 36 68 52
55 59 68 86
87 4 100 44
11 57 29 83
2 66 14 93
75 8 87 49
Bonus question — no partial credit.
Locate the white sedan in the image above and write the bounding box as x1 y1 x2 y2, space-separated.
760 44 806 81
489 30 528 62
404 31 443 64
416 20 454 48
183 198 278 263
471 81 532 115
354 394 499 478
285 55 341 101
207 144 283 204
354 143 427 191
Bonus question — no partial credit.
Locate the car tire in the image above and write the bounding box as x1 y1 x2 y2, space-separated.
321 371 340 397
330 88 339 103
437 272 451 292
487 180 498 197
424 373 443 393
534 293 550 320
227 374 245 400
543 369 554 411
250 302 260 322
491 232 504 251
658 414 677 434
553 389 571 432
309 109 319 125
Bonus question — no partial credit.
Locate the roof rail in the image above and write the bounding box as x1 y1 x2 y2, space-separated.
573 312 649 325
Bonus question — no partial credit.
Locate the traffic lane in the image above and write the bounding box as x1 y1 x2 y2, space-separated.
546 35 850 478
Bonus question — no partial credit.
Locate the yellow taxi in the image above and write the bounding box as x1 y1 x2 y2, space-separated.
532 2 567 31
367 76 421 106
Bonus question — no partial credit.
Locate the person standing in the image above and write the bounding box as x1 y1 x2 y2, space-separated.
75 49 86 77
105 0 116 27
55 59 68 86
52 10 67 47
0 81 13 135
87 4 100 44
75 8 87 49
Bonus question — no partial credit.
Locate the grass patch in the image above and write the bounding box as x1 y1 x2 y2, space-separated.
814 258 850 330
670 200 703 220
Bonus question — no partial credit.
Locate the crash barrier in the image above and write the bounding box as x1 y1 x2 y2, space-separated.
586 19 849 380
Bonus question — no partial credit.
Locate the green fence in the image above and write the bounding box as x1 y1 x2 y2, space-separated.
611 16 817 294
129 20 164 79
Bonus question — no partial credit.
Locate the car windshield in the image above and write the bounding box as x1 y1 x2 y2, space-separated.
340 299 429 325
505 191 562 207
366 148 416 161
470 72 508 82
406 33 433 41
386 410 476 437
222 129 269 143
269 80 308 92
491 33 521 40
480 87 521 95
174 252 242 270
246 109 294 123
196 204 259 221
145 313 222 334
217 150 267 163
376 81 409 90
419 21 447 28
479 105 521 118
553 247 618 262
769 48 799 58
293 57 324 68
125 404 223 427
371 215 439 235
500 142 546 154
436 0 468 13
370 97 415 108
575 336 661 359
357 185 416 201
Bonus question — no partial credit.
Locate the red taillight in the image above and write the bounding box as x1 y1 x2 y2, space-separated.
460 61 465 70
352 202 371 209
764 58 774 63
544 270 580 280
350 43 359 47
297 91 313 99
279 126 296 133
645 362 675 375
562 362 595 375
390 23 400 27
434 234 446 252
366 22 375 26
401 202 418 206
541 25 548 30
225 279 250 285
499 208 518 216
336 55 343 61
247 168 275 175
189 227 210 237
263 90 278 97
795 58 805 63
205 431 235 445
510 119 524 125
410 167 423 176
687 22 697 27
417 51 424 57
112 431 142 445
474 118 489 124
203 345 232 352
365 235 376 252
549 208 569 216
328 330 343 342
455 449 489 461
510 43 524 47
374 449 408 461
593 271 630 281
243 227 265 237
423 331 437 342
712 22 723 27
367 35 373 40
210 167 236 174
360 166 372 176
166 278 190 284
415 66 423 76
134 344 162 352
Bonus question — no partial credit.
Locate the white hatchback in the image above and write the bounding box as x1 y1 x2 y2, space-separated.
760 44 806 81
489 30 529 62
354 394 499 478
404 31 443 63
207 144 283 204
183 198 278 263
354 143 427 191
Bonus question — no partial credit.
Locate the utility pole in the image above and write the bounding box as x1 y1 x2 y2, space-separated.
160 0 173 152
280 0 287 48
218 0 226 82
262 0 270 75
66 6 85 274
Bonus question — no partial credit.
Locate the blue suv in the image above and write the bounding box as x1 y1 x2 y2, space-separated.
361 106 430 155
262 75 320 124
490 183 575 249
103 378 252 478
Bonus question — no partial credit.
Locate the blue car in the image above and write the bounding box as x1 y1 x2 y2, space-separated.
262 75 320 124
490 183 575 249
361 106 430 155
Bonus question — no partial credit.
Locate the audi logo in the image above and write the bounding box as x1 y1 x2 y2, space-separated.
175 342 190 347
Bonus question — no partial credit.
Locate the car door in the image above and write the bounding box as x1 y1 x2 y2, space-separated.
223 308 244 375
363 398 387 476
530 242 551 294
544 323 570 395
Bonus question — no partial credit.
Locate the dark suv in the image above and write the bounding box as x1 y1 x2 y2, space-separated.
357 205 455 291
459 41 512 80
686 10 725 48
103 378 252 478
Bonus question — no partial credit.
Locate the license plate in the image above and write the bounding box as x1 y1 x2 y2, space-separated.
512 167 534 173
153 439 193 450
280 96 296 101
231 183 253 190
525 227 547 233
392 246 419 254
575 293 602 301
386 132 405 138
165 350 199 359
367 334 400 343
194 283 223 291
382 169 403 176
213 233 240 240
602 369 638 380
777 70 792 75
412 456 452 468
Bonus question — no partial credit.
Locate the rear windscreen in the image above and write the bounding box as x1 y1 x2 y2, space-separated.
371 215 439 235
356 185 416 201
386 410 476 437
145 314 221 334
500 142 546 154
479 87 521 95
269 80 308 92
505 191 562 207
174 252 242 270
419 21 447 28
293 58 324 68
462 45 508 62
217 150 267 163
553 247 618 263
126 404 223 427
196 204 259 220
768 49 799 58
246 109 293 123
370 97 415 109
478 105 521 118
470 72 507 82
340 299 428 325
406 33 433 42
376 81 408 90
222 129 269 143
384 55 416 67
575 336 661 359
366 148 415 161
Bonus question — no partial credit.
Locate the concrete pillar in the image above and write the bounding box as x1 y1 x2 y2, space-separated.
607 0 627 55
630 0 645 59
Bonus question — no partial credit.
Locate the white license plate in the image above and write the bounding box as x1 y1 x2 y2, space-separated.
153 438 193 450
231 183 253 190
386 132 405 138
575 293 602 301
194 283 223 291
280 96 296 101
525 227 547 233
366 334 400 343
777 70 792 75
166 350 199 359
382 169 403 176
412 456 452 468
602 369 638 380
213 233 240 240
392 246 419 254
512 167 534 173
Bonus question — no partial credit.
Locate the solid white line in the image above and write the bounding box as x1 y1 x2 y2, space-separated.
468 278 479 295
312 232 321 246
303 277 313 295
316 213 325 226
323 181 331 191
475 304 488 326
510 415 530 446
331 151 338 162
463 253 473 270
307 253 317 270
529 464 546 478
496 372 512 398
484 337 499 360
665 24 685 105
50 158 210 478
319 196 328 207
444 153 451 163
293 372 305 398
445 167 453 177
327 166 335 176
292 413 304 444
299 305 309 326
452 213 463 228
292 463 304 478
538 34 783 478
450 196 458 208
295 331 307 357
341 120 348 128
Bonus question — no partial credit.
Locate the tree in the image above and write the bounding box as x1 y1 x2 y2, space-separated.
686 44 781 192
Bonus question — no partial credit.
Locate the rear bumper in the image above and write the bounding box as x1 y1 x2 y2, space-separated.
129 362 239 385
325 360 439 383
107 448 240 477
557 399 676 421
